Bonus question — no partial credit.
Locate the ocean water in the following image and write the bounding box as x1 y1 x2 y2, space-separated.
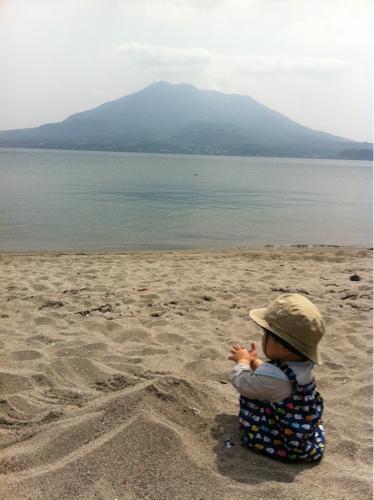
0 148 372 252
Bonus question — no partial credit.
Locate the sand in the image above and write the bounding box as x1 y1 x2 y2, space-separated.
0 247 372 500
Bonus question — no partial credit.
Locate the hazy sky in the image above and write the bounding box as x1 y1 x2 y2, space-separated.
1 0 372 142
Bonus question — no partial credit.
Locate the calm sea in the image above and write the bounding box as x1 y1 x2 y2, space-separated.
0 148 372 252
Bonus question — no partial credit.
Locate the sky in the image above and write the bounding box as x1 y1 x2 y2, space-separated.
0 0 373 142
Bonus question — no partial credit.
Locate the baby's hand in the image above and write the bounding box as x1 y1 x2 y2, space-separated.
248 342 262 372
228 345 251 365
228 342 263 371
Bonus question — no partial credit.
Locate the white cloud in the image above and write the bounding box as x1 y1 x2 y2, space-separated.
113 42 358 78
117 0 255 12
114 43 212 67
283 2 373 49
116 0 225 19
285 22 372 50
238 54 358 76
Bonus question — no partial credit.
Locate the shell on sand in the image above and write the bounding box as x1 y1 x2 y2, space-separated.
0 248 372 500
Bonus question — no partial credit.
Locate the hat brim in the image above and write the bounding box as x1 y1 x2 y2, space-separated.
249 307 271 330
249 308 323 365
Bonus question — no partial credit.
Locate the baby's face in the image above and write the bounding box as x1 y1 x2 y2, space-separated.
262 332 285 359
262 330 305 362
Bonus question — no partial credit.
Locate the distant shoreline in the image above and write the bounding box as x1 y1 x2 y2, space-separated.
1 245 372 256
0 145 373 161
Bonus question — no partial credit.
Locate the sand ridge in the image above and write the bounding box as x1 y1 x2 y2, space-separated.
0 248 372 499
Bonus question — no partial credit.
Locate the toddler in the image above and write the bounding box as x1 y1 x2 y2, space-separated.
228 293 325 462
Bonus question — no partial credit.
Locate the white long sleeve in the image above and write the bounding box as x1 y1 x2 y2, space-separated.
229 361 314 403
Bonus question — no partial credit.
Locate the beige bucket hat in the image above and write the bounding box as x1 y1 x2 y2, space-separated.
249 294 325 365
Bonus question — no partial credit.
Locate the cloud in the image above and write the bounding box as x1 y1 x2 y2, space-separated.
113 42 358 78
114 43 212 67
286 22 372 50
116 0 223 19
117 0 254 11
283 3 373 49
115 0 262 21
238 54 358 76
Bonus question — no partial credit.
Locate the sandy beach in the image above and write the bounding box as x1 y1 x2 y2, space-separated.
0 247 372 500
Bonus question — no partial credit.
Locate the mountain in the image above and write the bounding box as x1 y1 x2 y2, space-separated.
0 81 372 159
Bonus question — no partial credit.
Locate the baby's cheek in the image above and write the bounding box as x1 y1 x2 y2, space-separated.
261 333 267 356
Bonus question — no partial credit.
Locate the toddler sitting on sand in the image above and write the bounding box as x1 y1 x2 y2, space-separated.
228 294 325 462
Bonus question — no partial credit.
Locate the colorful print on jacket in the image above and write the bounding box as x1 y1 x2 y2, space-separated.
239 360 325 461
